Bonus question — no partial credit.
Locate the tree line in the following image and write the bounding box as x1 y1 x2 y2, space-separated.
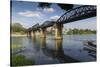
11 23 26 34
11 23 96 35
65 28 96 35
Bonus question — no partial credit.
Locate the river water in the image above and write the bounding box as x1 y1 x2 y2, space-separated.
11 34 96 65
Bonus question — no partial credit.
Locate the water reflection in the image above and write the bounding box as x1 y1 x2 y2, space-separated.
12 35 96 65
55 39 63 52
32 36 40 52
83 47 96 58
39 38 79 63
40 38 46 49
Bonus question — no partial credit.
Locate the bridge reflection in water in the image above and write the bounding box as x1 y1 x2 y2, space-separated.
12 34 96 65
30 36 79 64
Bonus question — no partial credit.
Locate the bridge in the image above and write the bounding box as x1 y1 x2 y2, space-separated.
27 5 96 39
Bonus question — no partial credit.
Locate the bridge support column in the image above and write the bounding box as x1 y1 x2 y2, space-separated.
27 32 30 36
31 31 35 37
28 31 31 36
27 32 29 36
54 23 63 39
40 28 46 38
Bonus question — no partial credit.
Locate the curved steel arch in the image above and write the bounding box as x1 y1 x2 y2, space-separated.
57 5 96 24
32 23 40 31
27 5 96 31
40 21 55 28
27 27 32 32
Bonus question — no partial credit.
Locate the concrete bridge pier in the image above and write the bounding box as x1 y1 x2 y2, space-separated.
54 23 63 40
27 31 31 36
35 31 40 36
27 32 29 36
40 28 46 38
31 31 35 37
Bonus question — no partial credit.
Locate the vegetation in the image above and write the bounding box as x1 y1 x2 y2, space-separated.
65 28 96 35
11 23 26 34
11 55 35 66
11 44 35 66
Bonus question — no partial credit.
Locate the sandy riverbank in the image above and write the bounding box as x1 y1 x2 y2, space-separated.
11 34 27 37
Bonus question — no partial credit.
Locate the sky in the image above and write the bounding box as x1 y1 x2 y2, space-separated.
11 1 97 30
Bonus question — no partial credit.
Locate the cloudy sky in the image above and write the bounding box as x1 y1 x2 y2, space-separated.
11 1 96 30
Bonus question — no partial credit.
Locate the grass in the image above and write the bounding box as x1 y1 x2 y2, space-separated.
11 44 35 66
11 55 35 66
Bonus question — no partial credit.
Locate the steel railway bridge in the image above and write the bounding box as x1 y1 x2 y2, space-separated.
27 5 96 39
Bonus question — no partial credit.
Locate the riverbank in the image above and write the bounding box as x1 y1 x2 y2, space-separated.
11 34 27 37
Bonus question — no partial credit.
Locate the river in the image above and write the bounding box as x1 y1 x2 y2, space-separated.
11 34 96 65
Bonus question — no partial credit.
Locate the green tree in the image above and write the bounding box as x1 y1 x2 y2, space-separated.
11 23 26 33
66 28 96 35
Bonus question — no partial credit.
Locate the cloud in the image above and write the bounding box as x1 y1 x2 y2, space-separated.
50 15 60 21
37 8 55 13
18 10 44 18
43 8 55 13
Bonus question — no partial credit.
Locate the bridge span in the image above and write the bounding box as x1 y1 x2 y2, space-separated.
27 5 96 39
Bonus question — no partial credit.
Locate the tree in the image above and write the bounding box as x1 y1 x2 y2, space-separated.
66 28 96 35
11 23 26 33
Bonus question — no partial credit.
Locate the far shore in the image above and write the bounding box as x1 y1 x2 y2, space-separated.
11 33 96 37
11 34 27 37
